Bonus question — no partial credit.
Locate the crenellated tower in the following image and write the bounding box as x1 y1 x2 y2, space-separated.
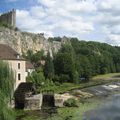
0 9 16 28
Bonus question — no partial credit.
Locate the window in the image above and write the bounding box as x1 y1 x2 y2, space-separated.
18 73 21 80
18 63 20 69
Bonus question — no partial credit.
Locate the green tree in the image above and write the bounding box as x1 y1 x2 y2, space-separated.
54 52 75 83
25 49 45 67
44 52 54 79
0 61 15 120
27 71 45 87
25 49 34 62
54 44 77 83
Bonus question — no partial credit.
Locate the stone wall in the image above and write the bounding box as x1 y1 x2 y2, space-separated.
24 94 43 110
0 9 16 28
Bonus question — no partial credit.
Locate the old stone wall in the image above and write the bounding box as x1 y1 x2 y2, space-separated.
0 9 16 28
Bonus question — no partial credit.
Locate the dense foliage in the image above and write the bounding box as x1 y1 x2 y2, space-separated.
63 98 78 107
71 38 120 77
24 49 45 67
26 38 120 85
53 38 120 83
44 52 54 80
0 61 15 120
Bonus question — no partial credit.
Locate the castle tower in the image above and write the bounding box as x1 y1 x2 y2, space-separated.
11 9 16 28
0 9 16 28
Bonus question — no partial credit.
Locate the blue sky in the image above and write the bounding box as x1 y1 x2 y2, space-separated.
0 0 120 46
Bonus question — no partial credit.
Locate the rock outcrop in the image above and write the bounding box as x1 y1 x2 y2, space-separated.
0 27 63 55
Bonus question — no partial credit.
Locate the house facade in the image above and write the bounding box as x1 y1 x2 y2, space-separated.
26 61 35 77
0 44 26 89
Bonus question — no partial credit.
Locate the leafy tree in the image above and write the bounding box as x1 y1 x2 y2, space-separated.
48 37 62 42
25 49 34 62
70 39 120 78
25 49 45 67
73 71 79 84
33 49 45 64
0 61 15 120
54 49 76 83
27 71 45 87
44 52 54 79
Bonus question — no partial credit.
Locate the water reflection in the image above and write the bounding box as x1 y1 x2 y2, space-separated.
83 94 120 120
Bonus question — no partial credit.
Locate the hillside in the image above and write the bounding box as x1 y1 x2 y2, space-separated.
0 26 120 79
70 38 120 77
0 27 62 55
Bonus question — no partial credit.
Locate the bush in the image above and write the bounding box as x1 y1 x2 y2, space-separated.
59 74 70 83
63 98 78 107
0 61 15 120
27 71 45 87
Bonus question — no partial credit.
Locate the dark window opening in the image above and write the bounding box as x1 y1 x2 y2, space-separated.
18 73 21 80
18 63 20 69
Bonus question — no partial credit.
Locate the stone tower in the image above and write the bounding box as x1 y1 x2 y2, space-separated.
0 9 16 28
11 9 16 28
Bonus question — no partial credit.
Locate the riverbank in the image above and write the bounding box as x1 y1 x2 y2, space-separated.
17 91 118 120
39 73 120 94
16 73 120 120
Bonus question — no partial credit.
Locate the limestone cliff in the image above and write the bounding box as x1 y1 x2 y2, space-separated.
0 27 62 55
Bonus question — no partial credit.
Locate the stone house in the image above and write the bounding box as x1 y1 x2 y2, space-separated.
26 61 35 77
0 44 26 89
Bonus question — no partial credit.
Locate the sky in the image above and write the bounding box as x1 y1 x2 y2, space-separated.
0 0 120 46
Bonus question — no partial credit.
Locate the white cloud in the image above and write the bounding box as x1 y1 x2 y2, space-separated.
106 34 120 46
37 0 56 7
16 10 40 30
16 0 95 37
95 0 120 45
30 6 46 18
16 0 120 45
66 1 96 13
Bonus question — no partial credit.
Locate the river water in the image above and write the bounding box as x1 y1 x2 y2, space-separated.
83 93 120 120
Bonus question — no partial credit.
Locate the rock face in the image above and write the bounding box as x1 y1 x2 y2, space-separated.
0 27 63 55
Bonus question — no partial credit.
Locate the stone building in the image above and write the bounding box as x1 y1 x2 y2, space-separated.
26 61 35 77
0 9 16 28
0 44 26 89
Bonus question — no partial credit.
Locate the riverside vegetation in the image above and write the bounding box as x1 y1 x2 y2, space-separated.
0 61 15 120
26 38 120 92
1 37 120 120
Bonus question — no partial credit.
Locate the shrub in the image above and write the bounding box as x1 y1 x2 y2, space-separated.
0 61 15 120
27 71 45 87
59 74 70 83
63 98 78 107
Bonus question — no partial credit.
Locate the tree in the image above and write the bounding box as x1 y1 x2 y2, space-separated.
54 52 75 83
27 71 45 87
25 49 34 62
54 44 77 83
25 49 45 67
44 52 54 79
0 61 15 120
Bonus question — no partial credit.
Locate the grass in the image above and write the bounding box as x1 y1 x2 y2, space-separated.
17 98 101 120
38 73 120 94
93 73 120 80
39 83 80 93
55 101 99 120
